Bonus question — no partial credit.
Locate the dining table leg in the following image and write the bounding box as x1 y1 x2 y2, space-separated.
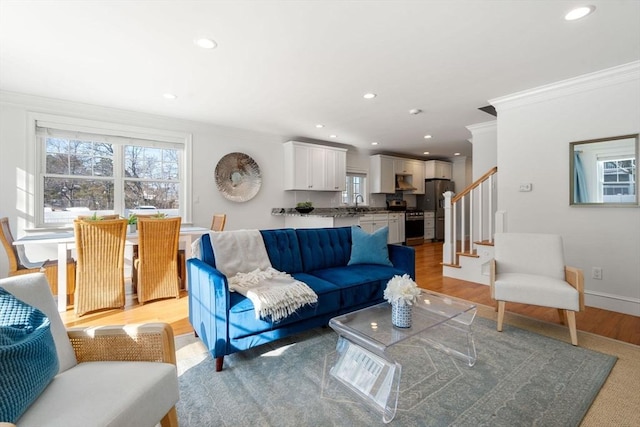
57 242 69 312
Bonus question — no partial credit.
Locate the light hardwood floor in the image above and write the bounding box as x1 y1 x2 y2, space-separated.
61 241 640 345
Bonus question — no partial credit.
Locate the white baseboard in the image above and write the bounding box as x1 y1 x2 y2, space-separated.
585 290 640 317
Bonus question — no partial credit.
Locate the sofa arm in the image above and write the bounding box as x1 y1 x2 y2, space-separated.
187 258 231 359
67 323 176 365
388 244 416 280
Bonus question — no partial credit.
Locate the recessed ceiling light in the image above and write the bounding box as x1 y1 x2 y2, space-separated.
423 151 430 155
424 134 432 139
163 93 177 100
363 93 377 99
409 108 422 115
329 134 337 138
565 6 595 21
194 38 217 49
371 142 379 146
454 152 461 156
315 124 324 128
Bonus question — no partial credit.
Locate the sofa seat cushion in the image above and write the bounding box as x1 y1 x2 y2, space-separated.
228 273 340 339
17 361 178 427
309 264 406 307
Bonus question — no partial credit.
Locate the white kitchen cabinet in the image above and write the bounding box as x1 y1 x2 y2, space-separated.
283 141 347 191
424 160 452 180
369 155 395 194
325 147 346 191
359 213 388 234
393 159 411 175
371 154 424 194
407 159 425 194
424 211 435 241
388 212 405 244
359 213 401 243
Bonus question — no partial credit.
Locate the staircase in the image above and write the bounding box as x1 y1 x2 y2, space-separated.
442 167 498 285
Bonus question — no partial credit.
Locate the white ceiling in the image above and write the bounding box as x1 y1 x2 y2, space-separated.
1 1 639 160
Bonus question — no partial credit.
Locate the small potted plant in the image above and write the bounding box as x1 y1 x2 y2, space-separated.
127 213 138 232
295 201 314 214
384 274 421 328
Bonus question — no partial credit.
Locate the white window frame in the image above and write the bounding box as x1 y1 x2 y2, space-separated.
28 113 192 227
343 169 368 206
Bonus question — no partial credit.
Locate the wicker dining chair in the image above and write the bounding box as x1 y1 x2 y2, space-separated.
134 217 182 304
211 213 227 231
0 217 76 303
73 218 128 317
76 214 121 220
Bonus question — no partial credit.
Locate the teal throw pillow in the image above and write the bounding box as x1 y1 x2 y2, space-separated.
0 287 59 423
348 225 393 266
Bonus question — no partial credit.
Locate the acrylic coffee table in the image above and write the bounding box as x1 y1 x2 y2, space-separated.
328 292 477 423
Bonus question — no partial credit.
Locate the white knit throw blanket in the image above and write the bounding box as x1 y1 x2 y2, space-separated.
203 230 318 322
228 268 318 322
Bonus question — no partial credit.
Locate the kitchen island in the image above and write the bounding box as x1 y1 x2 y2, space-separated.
271 207 406 244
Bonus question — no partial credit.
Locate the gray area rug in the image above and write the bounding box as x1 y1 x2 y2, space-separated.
175 317 616 426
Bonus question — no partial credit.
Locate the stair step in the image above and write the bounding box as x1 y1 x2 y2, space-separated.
442 262 461 268
457 251 479 258
474 240 494 246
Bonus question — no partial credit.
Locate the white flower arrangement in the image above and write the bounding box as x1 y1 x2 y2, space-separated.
383 274 421 306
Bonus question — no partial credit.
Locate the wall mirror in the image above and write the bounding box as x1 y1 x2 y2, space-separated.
570 134 638 206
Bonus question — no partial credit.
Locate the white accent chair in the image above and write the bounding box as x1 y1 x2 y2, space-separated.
0 273 179 427
490 233 584 345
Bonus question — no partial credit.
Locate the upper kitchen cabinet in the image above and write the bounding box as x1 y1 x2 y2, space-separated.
408 159 425 194
284 141 347 191
370 155 424 194
425 160 452 180
370 154 395 193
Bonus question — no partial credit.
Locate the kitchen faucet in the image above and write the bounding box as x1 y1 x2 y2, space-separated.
354 194 364 210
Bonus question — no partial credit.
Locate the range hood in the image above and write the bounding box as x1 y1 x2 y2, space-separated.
395 175 417 191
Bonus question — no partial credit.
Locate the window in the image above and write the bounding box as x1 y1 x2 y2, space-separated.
342 172 367 205
34 115 191 226
600 157 636 203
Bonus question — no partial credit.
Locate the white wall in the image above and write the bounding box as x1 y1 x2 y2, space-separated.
0 92 375 277
467 121 497 180
491 62 640 316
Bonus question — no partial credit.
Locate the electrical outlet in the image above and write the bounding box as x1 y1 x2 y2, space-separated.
519 183 532 192
592 267 603 280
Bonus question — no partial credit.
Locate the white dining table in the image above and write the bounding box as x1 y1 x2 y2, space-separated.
13 226 210 312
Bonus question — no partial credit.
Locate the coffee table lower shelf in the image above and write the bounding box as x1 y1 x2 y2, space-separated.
328 294 477 423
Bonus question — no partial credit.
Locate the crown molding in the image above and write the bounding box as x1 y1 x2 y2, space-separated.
466 120 497 134
489 61 640 112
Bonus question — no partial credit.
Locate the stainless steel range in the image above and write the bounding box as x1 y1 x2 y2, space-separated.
404 209 424 246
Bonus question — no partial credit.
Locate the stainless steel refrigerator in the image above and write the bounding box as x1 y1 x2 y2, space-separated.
417 179 455 241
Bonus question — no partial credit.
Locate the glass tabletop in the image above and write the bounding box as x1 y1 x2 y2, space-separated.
329 291 476 353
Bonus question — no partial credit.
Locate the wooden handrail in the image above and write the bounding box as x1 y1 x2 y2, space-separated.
452 166 497 203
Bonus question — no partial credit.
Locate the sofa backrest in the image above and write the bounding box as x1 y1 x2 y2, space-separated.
295 227 352 272
260 229 304 273
199 227 353 274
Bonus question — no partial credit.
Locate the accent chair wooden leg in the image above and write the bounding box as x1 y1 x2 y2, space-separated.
497 301 506 332
215 356 224 372
566 310 578 346
160 406 178 427
557 308 566 325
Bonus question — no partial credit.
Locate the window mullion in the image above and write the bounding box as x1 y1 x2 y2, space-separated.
113 144 124 215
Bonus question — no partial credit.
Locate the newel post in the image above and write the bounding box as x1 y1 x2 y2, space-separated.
443 190 454 265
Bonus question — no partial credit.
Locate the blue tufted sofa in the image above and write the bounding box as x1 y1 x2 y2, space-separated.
187 226 415 371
